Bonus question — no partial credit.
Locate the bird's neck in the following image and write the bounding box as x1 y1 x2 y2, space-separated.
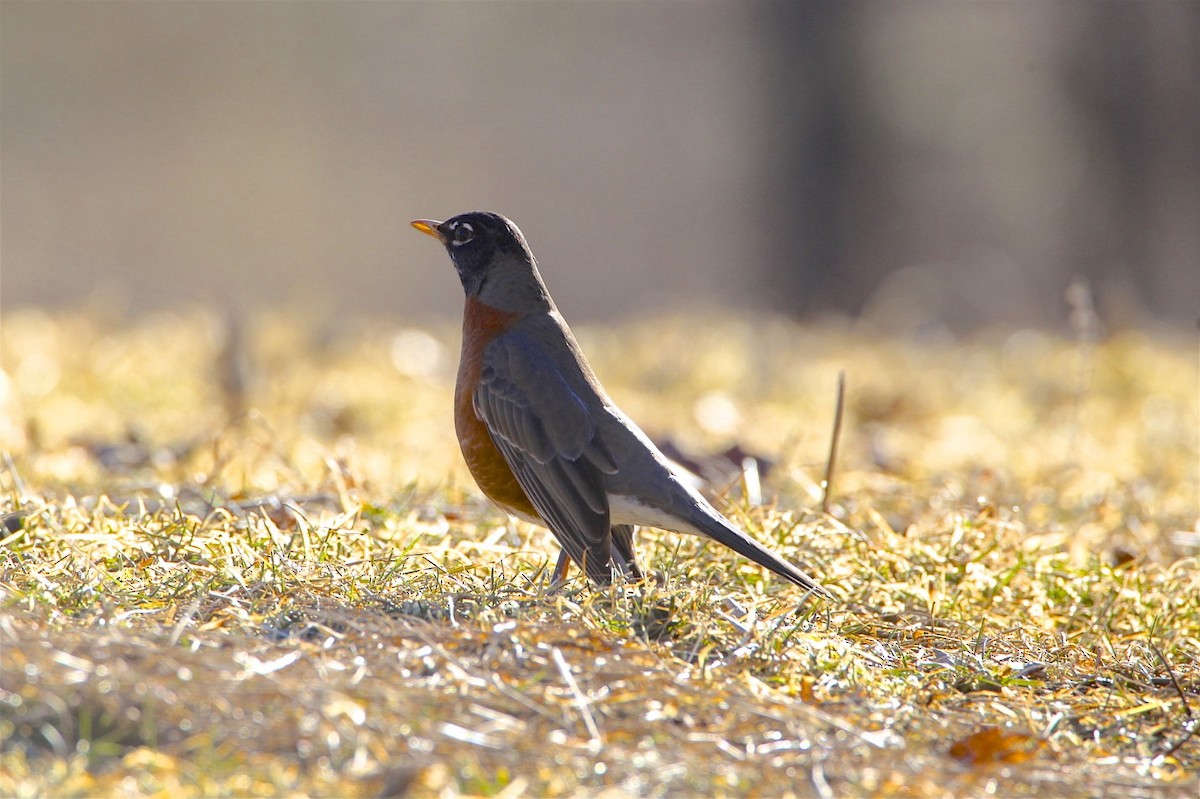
472 261 555 316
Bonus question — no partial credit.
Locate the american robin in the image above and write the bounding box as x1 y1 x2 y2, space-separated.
411 211 828 597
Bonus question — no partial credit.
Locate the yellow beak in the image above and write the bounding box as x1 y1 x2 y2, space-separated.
410 219 446 243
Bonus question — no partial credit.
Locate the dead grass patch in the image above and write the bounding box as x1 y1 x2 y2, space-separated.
1 310 1197 797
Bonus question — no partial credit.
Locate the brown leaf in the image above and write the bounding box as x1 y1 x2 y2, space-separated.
948 726 1037 766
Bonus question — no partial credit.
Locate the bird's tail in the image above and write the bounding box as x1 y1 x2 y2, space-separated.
690 509 831 599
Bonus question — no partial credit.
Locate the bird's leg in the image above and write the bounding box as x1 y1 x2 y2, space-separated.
611 524 643 582
548 549 572 591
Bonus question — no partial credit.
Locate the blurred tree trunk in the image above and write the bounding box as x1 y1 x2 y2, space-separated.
1064 2 1199 326
752 2 872 318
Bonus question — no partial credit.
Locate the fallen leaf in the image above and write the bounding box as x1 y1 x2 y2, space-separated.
949 726 1037 766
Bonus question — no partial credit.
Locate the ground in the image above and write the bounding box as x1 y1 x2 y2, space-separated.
1 309 1197 797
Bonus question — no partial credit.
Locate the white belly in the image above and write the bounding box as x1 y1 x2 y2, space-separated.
608 493 706 537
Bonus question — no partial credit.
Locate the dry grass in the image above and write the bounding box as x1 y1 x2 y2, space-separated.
1 308 1197 798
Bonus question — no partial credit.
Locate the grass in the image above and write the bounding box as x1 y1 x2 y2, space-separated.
1 308 1197 797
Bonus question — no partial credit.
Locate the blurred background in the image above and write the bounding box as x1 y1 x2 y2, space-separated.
3 1 1197 335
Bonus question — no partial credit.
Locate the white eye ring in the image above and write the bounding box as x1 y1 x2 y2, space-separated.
450 222 474 246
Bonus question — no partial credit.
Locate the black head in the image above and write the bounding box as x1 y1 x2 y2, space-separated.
411 211 535 298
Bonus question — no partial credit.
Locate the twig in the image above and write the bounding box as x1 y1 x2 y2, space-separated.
2 451 28 500
216 307 251 425
167 598 203 647
1066 277 1099 458
550 645 603 752
1149 640 1192 718
811 760 834 799
740 456 762 507
822 371 846 515
1161 718 1199 761
1148 637 1198 761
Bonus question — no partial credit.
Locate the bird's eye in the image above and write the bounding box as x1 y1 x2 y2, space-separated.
450 223 474 246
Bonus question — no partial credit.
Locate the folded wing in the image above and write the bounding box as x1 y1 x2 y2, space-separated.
474 330 623 583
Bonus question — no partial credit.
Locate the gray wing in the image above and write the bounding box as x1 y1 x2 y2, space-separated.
474 330 621 583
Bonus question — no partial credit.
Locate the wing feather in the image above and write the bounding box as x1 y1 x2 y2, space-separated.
474 330 622 583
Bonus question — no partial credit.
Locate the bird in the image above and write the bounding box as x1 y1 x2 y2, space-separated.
411 211 828 597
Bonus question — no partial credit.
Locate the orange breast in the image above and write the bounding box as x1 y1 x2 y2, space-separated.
455 298 541 521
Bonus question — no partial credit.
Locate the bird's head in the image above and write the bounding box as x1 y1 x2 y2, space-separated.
411 211 551 312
